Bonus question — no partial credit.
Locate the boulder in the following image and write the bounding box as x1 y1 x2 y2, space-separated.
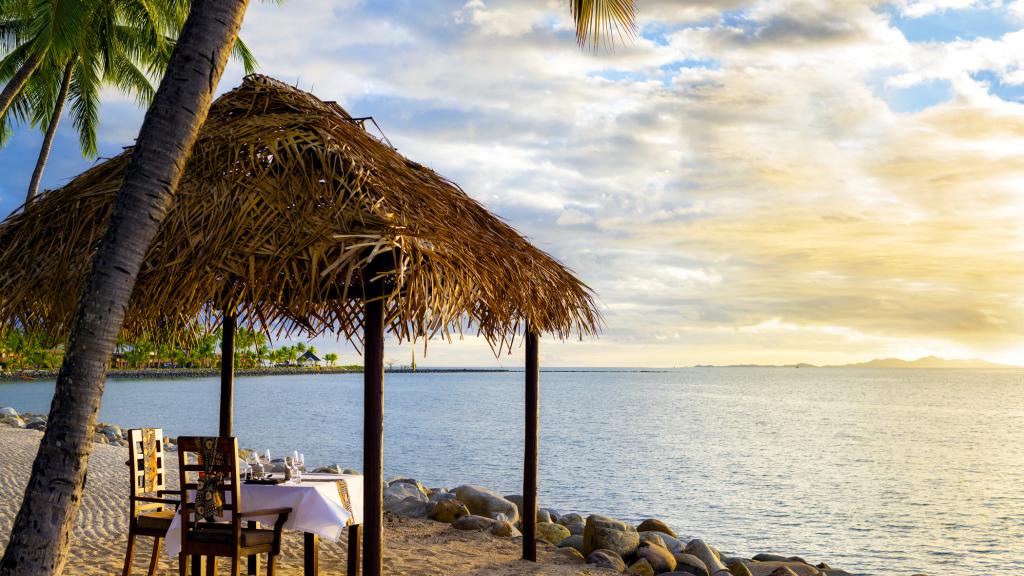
555 547 584 561
586 549 626 573
627 558 655 576
637 518 677 539
744 562 818 576
93 434 108 444
753 554 789 562
673 553 709 576
535 522 571 545
429 489 455 502
557 535 586 555
427 499 469 523
385 482 428 506
0 407 18 417
684 540 721 575
489 520 519 537
504 494 524 514
729 561 753 576
25 420 45 431
583 514 639 557
768 569 799 576
453 485 519 523
0 415 25 428
101 425 122 440
313 465 343 474
662 537 685 554
639 531 667 548
637 542 677 573
450 515 495 531
542 508 560 522
536 508 553 523
389 477 429 498
384 496 430 518
565 522 585 535
557 512 583 526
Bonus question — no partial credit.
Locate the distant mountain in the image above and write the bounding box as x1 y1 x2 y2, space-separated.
691 356 1021 369
834 356 1020 369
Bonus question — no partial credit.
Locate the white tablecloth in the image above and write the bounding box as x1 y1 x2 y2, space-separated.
165 473 364 557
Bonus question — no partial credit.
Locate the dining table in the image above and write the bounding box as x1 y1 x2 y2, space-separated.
164 472 365 576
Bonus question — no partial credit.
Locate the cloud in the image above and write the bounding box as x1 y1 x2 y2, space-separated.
3 0 1024 366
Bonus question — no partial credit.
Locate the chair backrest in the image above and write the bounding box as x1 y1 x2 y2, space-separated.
126 428 167 513
176 436 241 542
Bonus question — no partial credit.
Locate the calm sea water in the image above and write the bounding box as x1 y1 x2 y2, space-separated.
2 368 1022 575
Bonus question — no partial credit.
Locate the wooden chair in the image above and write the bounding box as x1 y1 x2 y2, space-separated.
176 437 290 576
123 428 180 576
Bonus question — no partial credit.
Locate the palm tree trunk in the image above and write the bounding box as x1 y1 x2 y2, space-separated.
0 49 45 119
26 59 75 204
0 2 250 575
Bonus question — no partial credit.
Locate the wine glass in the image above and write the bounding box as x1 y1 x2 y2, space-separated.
297 453 305 482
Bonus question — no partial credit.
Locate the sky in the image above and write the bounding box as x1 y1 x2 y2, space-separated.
2 0 1024 367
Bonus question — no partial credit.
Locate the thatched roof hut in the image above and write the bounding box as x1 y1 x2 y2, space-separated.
0 74 599 574
0 74 599 348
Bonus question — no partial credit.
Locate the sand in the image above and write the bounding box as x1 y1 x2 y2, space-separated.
0 427 607 575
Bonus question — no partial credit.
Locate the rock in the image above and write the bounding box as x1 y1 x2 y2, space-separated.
25 420 46 431
164 444 177 452
101 424 122 440
662 537 685 554
744 563 818 576
768 569 799 576
429 489 455 502
0 415 25 428
342 468 359 475
557 535 586 555
627 558 655 576
450 515 495 531
0 407 18 417
542 508 560 522
384 496 430 518
815 564 830 570
583 514 639 557
389 477 429 498
536 508 553 523
489 520 519 537
313 465 342 474
639 531 667 548
535 522 571 545
638 542 677 573
453 485 519 523
93 434 108 444
637 518 677 539
557 512 584 527
673 553 709 576
554 547 584 561
787 557 809 566
586 549 626 573
384 482 428 506
753 555 789 562
427 499 469 523
565 522 585 535
684 540 721 575
505 494 524 514
729 561 753 576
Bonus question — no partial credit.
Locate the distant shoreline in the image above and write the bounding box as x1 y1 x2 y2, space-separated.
0 366 676 382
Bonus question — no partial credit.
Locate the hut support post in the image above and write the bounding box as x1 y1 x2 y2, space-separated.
363 294 385 576
523 329 539 561
219 313 236 437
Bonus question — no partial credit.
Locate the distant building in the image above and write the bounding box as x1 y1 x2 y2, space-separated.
297 350 322 366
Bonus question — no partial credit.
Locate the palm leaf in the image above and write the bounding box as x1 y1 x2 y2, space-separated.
570 0 636 49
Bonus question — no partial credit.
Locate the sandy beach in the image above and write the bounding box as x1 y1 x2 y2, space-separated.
0 426 602 576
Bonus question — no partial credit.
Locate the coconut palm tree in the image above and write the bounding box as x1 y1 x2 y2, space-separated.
0 2 253 574
1 0 260 203
0 3 634 574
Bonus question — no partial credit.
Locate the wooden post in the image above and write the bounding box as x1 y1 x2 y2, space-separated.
303 533 319 576
362 291 385 576
347 524 362 576
219 313 236 437
523 329 539 561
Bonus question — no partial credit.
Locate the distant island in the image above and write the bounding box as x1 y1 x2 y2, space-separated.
694 355 1022 369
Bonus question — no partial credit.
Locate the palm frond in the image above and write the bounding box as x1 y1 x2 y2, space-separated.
570 0 636 50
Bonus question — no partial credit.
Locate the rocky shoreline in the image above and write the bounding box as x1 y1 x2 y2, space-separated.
0 366 524 382
0 407 889 576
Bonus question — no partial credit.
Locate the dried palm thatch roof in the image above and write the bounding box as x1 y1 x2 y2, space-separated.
0 75 599 350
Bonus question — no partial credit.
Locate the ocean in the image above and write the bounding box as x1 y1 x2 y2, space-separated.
2 367 1022 575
